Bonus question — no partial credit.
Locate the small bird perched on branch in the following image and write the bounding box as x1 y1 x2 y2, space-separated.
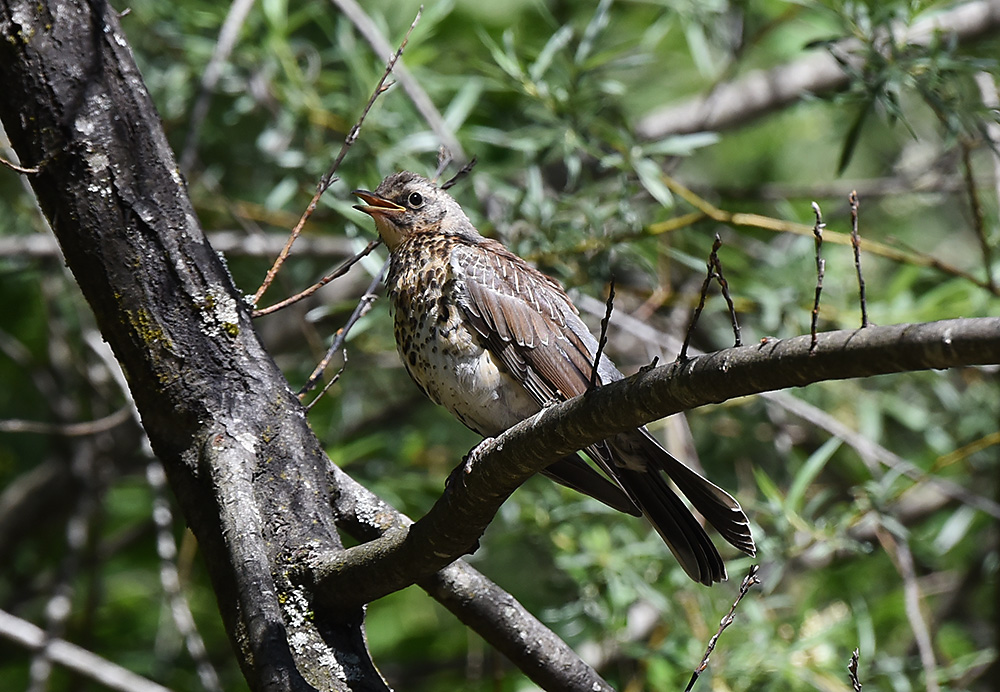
354 171 754 585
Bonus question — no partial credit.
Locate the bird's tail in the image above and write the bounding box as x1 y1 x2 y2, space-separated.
603 430 755 585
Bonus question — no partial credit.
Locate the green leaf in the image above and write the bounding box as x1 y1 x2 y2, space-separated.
530 25 573 82
837 98 873 174
633 157 673 209
787 437 842 514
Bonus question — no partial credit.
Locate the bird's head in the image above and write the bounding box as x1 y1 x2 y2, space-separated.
353 171 475 251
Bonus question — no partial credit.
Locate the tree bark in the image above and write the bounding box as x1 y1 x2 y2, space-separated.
0 1 383 690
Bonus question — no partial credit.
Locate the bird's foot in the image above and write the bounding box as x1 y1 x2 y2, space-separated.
446 437 494 489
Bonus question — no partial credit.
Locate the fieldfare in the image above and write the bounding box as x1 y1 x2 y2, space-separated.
354 171 755 585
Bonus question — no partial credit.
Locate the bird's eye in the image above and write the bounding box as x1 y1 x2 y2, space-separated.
407 191 424 208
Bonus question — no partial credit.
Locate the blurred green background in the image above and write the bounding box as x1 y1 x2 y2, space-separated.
1 0 997 690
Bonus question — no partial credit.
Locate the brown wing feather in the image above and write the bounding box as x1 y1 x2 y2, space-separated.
453 238 607 403
451 237 755 584
452 238 637 510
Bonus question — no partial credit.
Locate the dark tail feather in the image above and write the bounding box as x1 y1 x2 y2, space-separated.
542 455 642 517
603 430 756 584
614 464 727 585
622 430 756 556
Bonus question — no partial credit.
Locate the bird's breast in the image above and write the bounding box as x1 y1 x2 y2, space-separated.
387 236 539 436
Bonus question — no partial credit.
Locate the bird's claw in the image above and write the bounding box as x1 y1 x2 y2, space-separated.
446 437 494 489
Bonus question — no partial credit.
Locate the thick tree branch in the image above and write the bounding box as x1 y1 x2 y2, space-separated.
311 318 1000 608
637 0 1000 139
328 463 615 692
0 1 383 690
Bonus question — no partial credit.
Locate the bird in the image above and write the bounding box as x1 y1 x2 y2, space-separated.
353 171 755 585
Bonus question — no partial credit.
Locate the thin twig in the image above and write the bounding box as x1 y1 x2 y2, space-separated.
305 350 347 412
432 147 454 182
252 239 381 317
710 236 741 347
0 154 41 174
849 191 870 328
179 0 256 173
0 407 132 436
960 140 996 291
973 72 1000 253
330 0 463 159
441 156 478 191
684 565 761 692
811 201 826 353
299 259 389 399
0 610 171 692
651 174 1000 296
680 236 723 361
848 648 863 692
28 446 100 692
589 277 615 391
875 527 940 692
147 461 223 692
252 8 421 306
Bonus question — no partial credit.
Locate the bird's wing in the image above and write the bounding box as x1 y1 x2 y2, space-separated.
451 238 638 511
451 237 755 583
451 238 612 404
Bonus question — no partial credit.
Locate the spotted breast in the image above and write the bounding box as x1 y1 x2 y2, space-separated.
386 233 540 436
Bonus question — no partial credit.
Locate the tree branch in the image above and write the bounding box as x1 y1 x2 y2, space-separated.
636 0 1000 139
311 318 1000 608
0 1 384 689
0 609 171 692
328 462 615 692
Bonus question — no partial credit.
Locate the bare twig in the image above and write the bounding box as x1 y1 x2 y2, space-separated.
305 351 348 411
849 191 870 328
974 70 1000 224
299 259 389 399
960 139 996 291
28 445 100 692
441 156 478 191
0 231 361 260
329 0 464 159
651 174 1000 296
179 0 256 173
684 565 761 692
432 147 454 182
710 236 741 347
848 648 863 692
811 201 826 353
147 461 223 692
0 407 131 436
876 527 940 692
252 8 421 306
0 610 171 692
680 236 724 361
251 239 381 317
0 153 40 174
589 277 615 391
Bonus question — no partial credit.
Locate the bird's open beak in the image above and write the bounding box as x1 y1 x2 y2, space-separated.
352 190 405 217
